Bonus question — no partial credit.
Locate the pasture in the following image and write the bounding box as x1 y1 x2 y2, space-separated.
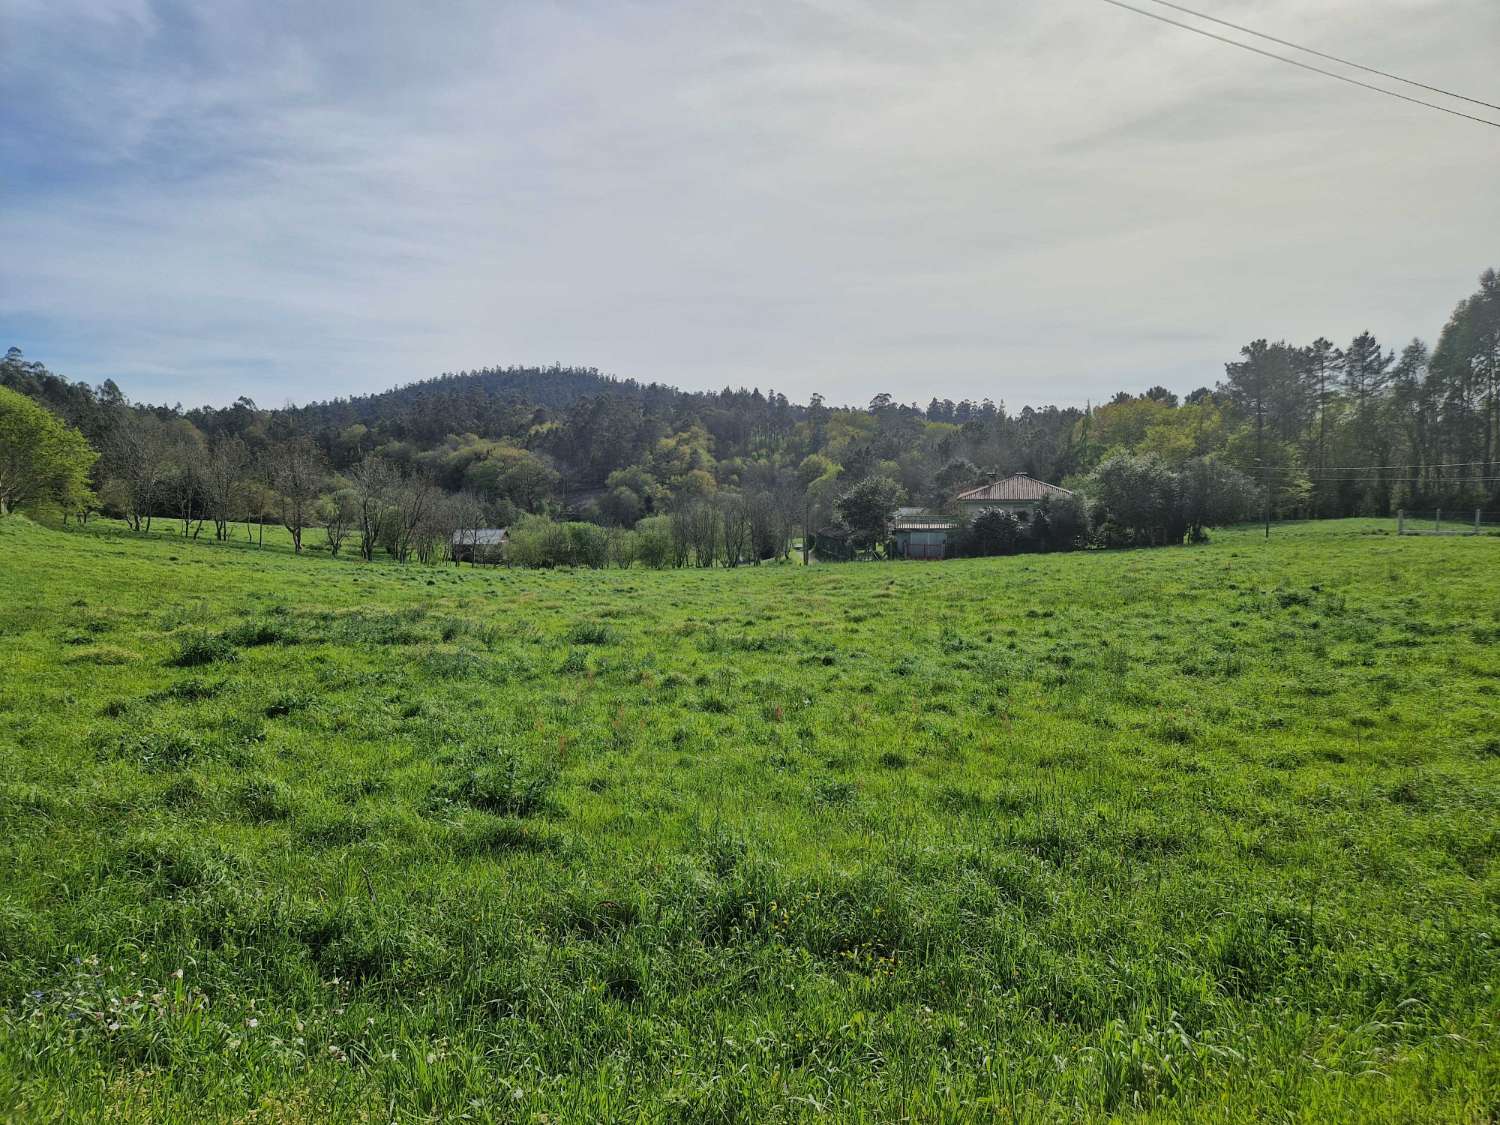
0 516 1496 1121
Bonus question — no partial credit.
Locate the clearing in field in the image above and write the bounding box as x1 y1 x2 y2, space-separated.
0 517 1497 1121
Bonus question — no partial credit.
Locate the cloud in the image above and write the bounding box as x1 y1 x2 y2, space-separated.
3 0 1497 408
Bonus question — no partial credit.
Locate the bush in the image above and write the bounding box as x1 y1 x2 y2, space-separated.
1032 493 1087 551
972 508 1023 556
634 515 674 568
566 522 609 569
1083 453 1186 547
606 527 638 568
506 516 609 568
1080 453 1254 547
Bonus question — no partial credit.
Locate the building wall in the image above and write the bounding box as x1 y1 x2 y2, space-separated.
894 529 950 559
959 499 1039 519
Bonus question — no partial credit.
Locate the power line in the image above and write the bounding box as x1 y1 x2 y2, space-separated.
1266 460 1492 472
1136 0 1500 113
1292 475 1500 482
1095 0 1500 130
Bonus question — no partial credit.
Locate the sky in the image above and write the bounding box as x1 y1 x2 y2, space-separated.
3 0 1497 411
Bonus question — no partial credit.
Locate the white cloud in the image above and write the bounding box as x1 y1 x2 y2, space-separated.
3 0 1497 408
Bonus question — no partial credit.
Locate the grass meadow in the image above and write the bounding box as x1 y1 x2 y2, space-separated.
0 515 1497 1122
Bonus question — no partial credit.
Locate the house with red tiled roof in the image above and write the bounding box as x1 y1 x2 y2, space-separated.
953 473 1073 520
889 475 1073 559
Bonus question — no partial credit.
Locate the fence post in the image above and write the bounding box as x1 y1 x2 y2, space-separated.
1478 509 1483 535
1398 509 1405 534
1435 509 1441 533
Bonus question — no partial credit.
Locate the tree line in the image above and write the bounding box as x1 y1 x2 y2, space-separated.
3 269 1495 560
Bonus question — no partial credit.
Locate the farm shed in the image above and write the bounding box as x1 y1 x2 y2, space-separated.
954 473 1073 521
451 527 508 564
890 508 959 560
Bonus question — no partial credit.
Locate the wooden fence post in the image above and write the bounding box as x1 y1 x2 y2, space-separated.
1398 509 1405 534
1435 509 1441 533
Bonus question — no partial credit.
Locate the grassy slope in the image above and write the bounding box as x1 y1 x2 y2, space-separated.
0 516 1496 1122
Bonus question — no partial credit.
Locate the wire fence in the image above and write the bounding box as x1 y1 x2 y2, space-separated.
1396 509 1500 535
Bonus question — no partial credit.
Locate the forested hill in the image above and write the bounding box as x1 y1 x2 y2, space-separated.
3 268 1498 530
278 365 683 443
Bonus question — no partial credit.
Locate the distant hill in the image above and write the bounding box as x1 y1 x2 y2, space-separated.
277 365 688 443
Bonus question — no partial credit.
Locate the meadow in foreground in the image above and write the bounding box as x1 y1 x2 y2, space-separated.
0 516 1496 1122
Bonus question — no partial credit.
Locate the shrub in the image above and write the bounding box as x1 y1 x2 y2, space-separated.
966 508 1022 556
506 515 569 568
606 527 638 568
1033 492 1087 551
633 516 674 568
565 522 609 569
505 516 610 568
1081 452 1254 547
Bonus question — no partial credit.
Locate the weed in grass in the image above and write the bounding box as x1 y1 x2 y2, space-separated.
119 829 239 892
166 630 238 668
64 644 140 666
222 617 298 647
236 775 296 821
262 688 310 717
100 727 207 771
567 621 615 645
444 813 563 857
415 647 485 680
430 750 559 817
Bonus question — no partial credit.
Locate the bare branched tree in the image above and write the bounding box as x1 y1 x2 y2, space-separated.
272 437 325 554
448 490 489 565
202 436 249 541
717 491 750 567
321 486 357 557
348 455 397 562
107 411 176 532
390 472 440 562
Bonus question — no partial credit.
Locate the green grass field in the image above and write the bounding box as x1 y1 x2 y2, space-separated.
1 516 1497 1122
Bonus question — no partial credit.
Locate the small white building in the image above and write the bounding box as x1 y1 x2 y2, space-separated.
451 527 508 563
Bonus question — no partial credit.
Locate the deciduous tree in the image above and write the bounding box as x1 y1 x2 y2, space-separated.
0 386 96 517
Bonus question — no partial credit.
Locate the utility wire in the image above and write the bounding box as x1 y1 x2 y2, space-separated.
1287 475 1500 482
1096 0 1500 130
1136 0 1500 113
1263 460 1493 472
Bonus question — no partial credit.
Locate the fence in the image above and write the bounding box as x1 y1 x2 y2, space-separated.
1396 509 1500 536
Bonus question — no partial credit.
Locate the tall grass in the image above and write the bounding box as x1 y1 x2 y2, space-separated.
0 514 1496 1121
